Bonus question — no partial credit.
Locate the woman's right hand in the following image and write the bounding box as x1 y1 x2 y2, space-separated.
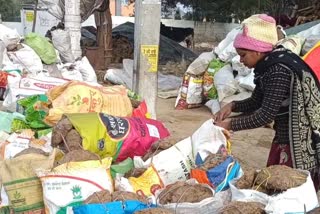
213 102 234 122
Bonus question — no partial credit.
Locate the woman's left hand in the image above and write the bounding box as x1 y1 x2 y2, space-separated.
214 118 232 130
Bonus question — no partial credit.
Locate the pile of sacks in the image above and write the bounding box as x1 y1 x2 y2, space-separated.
175 23 320 113
0 23 98 108
1 116 318 213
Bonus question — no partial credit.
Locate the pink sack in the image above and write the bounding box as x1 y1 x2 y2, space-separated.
115 116 170 162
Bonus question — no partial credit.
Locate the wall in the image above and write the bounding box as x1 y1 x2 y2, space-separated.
194 21 240 43
3 11 240 43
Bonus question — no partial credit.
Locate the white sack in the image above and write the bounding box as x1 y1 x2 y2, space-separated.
230 170 319 214
214 64 238 102
186 52 216 75
7 44 43 75
51 29 75 63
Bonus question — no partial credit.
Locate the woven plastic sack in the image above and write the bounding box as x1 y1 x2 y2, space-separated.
229 170 318 213
36 158 113 214
155 179 225 214
72 200 156 214
24 33 57 64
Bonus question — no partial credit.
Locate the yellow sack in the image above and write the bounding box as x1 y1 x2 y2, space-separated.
128 165 164 197
45 81 133 125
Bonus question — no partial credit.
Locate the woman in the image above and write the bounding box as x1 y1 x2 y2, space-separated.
214 14 320 190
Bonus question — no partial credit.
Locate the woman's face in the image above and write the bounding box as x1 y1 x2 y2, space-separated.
236 48 265 68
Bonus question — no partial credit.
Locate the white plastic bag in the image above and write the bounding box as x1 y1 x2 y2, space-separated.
105 59 133 90
0 24 21 50
218 42 238 63
230 170 319 213
214 27 241 57
205 99 221 115
214 64 238 102
60 65 84 81
7 44 43 75
191 119 227 161
231 55 252 76
186 52 216 75
51 29 75 63
75 57 97 83
237 72 255 91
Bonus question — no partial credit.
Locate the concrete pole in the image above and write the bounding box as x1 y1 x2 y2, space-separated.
65 0 82 58
115 0 122 16
133 0 161 119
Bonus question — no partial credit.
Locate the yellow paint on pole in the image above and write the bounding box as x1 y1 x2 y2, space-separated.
26 11 34 22
141 45 159 72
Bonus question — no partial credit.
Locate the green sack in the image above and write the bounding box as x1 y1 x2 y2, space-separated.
24 33 57 64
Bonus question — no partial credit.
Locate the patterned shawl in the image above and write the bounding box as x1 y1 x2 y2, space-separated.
256 48 320 171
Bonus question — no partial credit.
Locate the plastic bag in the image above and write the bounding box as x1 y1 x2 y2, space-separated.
61 113 170 161
110 158 134 178
191 119 229 162
0 24 21 50
175 74 203 109
203 59 225 100
205 99 220 115
132 100 149 118
191 156 241 192
7 44 43 74
17 94 50 129
59 64 84 81
24 32 57 64
51 29 75 63
0 111 17 133
214 27 241 57
186 52 216 75
74 57 97 83
214 64 238 102
237 72 255 91
36 158 113 214
231 55 252 76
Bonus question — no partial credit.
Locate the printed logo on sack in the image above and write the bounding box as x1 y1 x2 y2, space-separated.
11 190 26 205
99 113 129 141
71 185 82 200
97 138 105 151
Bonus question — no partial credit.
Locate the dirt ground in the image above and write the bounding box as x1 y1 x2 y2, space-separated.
156 97 275 170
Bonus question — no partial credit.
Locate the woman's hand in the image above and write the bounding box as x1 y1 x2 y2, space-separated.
214 118 232 131
213 102 234 122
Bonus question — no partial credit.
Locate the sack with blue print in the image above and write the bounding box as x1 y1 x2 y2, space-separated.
73 200 156 214
191 155 240 192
